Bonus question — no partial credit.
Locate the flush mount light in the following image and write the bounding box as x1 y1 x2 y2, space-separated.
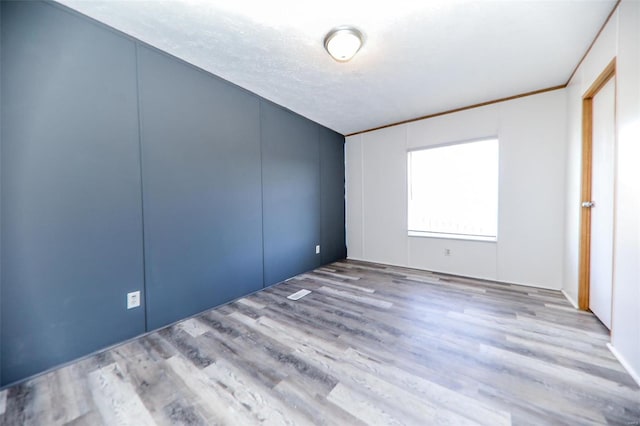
324 26 364 62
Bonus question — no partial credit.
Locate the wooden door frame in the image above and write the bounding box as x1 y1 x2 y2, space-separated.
578 58 616 310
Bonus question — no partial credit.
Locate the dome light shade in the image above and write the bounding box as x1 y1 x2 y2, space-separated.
324 27 363 62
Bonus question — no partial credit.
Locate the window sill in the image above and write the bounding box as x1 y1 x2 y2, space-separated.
408 231 497 242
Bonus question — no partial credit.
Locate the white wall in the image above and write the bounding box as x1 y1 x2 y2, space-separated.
563 0 640 383
346 89 567 289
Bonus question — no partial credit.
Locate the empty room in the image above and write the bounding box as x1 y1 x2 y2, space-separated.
0 0 639 424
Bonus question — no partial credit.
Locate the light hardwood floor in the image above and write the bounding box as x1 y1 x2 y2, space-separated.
1 260 639 425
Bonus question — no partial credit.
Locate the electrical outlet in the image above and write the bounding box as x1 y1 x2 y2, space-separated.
316 245 320 254
444 248 451 256
127 291 141 309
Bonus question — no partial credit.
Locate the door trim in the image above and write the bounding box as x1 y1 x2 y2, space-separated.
578 58 616 310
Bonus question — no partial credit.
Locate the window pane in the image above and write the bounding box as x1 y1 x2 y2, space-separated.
408 139 498 239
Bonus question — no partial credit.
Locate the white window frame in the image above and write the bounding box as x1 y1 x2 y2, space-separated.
407 137 499 242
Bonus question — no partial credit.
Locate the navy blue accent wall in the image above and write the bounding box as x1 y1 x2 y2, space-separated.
137 46 264 330
0 1 345 387
261 102 322 286
320 127 347 264
0 1 145 385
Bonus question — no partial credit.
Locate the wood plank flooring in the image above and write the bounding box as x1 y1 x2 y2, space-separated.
1 260 639 425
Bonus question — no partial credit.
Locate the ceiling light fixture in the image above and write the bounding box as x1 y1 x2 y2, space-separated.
324 26 364 62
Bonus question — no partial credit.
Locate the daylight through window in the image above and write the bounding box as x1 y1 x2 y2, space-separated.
407 138 499 241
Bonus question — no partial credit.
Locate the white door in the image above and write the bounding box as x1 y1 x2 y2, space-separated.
589 77 615 330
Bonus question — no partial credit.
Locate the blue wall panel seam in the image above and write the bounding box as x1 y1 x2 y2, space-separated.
259 101 266 288
318 126 323 264
134 41 149 332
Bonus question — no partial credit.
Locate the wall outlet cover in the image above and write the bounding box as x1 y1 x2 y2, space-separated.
316 245 321 254
127 291 141 309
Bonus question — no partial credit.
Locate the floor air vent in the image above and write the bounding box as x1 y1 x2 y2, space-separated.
287 289 311 301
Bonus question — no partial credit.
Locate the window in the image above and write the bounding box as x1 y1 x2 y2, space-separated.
407 138 499 241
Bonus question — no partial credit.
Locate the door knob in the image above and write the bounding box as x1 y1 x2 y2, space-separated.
582 201 595 208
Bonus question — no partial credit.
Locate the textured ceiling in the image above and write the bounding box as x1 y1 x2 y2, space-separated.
56 0 616 135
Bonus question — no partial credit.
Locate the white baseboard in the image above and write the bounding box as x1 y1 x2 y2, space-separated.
346 257 561 291
561 289 579 309
345 257 409 269
607 343 640 387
